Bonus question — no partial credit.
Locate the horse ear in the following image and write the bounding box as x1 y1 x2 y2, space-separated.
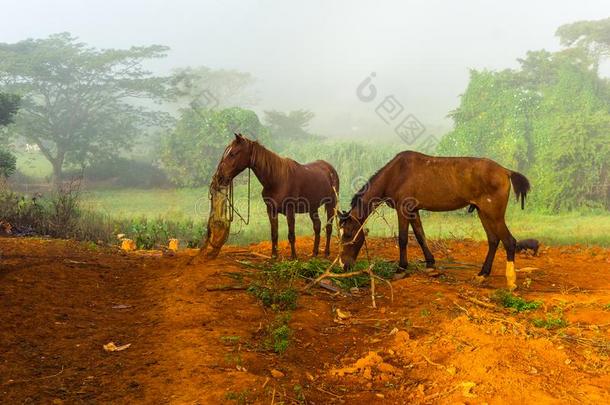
234 133 243 142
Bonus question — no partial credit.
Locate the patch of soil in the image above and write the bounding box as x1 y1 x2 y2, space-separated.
1 236 609 404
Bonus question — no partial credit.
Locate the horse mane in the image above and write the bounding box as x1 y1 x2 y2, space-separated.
249 139 296 182
350 152 407 210
350 167 385 209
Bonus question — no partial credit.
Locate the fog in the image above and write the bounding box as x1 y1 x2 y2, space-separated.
2 0 609 139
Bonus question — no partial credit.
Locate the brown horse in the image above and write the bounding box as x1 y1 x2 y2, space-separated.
216 134 339 258
338 151 530 290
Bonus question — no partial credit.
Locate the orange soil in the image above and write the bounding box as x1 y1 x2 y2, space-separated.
1 236 609 404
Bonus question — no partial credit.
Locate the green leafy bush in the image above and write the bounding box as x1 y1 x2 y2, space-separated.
263 314 292 354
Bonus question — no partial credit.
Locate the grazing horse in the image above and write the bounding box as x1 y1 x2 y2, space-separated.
216 134 339 258
338 151 530 290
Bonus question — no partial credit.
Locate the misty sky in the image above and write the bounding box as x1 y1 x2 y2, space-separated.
2 0 609 139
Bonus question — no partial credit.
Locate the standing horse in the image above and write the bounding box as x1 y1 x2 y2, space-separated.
338 151 530 290
216 134 339 258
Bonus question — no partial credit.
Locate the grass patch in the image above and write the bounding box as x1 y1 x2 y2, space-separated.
220 335 241 345
491 289 542 312
532 314 568 329
225 389 251 404
75 185 610 247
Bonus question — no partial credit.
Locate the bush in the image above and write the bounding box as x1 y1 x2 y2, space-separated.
0 187 205 247
0 149 16 179
65 158 170 188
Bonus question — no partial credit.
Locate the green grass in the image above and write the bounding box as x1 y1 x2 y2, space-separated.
15 151 52 179
13 154 610 247
532 314 568 329
491 290 542 312
77 183 610 246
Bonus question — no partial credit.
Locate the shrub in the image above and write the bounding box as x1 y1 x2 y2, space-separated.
263 314 292 354
0 150 16 179
65 157 170 188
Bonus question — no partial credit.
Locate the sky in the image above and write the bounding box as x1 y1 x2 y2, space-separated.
1 0 609 139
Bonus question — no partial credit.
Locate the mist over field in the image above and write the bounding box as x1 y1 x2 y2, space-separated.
2 0 608 138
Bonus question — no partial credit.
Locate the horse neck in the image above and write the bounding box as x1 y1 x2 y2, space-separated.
351 169 389 222
249 142 287 189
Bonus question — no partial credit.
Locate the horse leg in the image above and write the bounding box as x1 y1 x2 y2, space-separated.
324 203 334 257
286 209 297 259
477 208 517 290
397 210 410 271
493 220 517 291
267 205 279 258
310 210 321 257
476 211 500 278
411 212 435 269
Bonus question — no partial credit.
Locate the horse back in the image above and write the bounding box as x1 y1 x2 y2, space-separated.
391 152 512 210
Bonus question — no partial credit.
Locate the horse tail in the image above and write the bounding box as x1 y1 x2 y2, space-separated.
330 166 340 194
509 171 531 210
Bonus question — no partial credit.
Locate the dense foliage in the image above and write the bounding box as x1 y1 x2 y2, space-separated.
438 19 610 211
0 92 19 178
264 110 321 145
159 107 271 186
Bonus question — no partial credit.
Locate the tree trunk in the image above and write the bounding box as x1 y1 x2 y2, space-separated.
51 153 65 190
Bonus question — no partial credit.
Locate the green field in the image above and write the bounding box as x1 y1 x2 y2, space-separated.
15 151 53 179
80 184 610 247
15 153 610 247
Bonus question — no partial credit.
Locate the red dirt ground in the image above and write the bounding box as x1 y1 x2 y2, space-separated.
1 236 609 404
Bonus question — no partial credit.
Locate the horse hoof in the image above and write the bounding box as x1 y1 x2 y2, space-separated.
474 275 486 284
423 268 441 277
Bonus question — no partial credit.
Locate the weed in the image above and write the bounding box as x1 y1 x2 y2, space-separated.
225 389 250 404
532 314 568 329
420 308 431 317
263 314 292 355
224 352 243 367
220 335 241 345
491 289 542 312
293 384 305 402
603 303 610 311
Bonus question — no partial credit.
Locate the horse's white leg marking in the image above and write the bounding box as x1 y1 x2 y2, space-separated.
506 261 516 291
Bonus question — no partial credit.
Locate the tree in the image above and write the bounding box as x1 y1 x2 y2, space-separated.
264 110 320 146
0 92 19 179
0 33 171 186
556 18 610 69
438 69 538 171
171 66 257 109
438 20 610 211
159 107 271 187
